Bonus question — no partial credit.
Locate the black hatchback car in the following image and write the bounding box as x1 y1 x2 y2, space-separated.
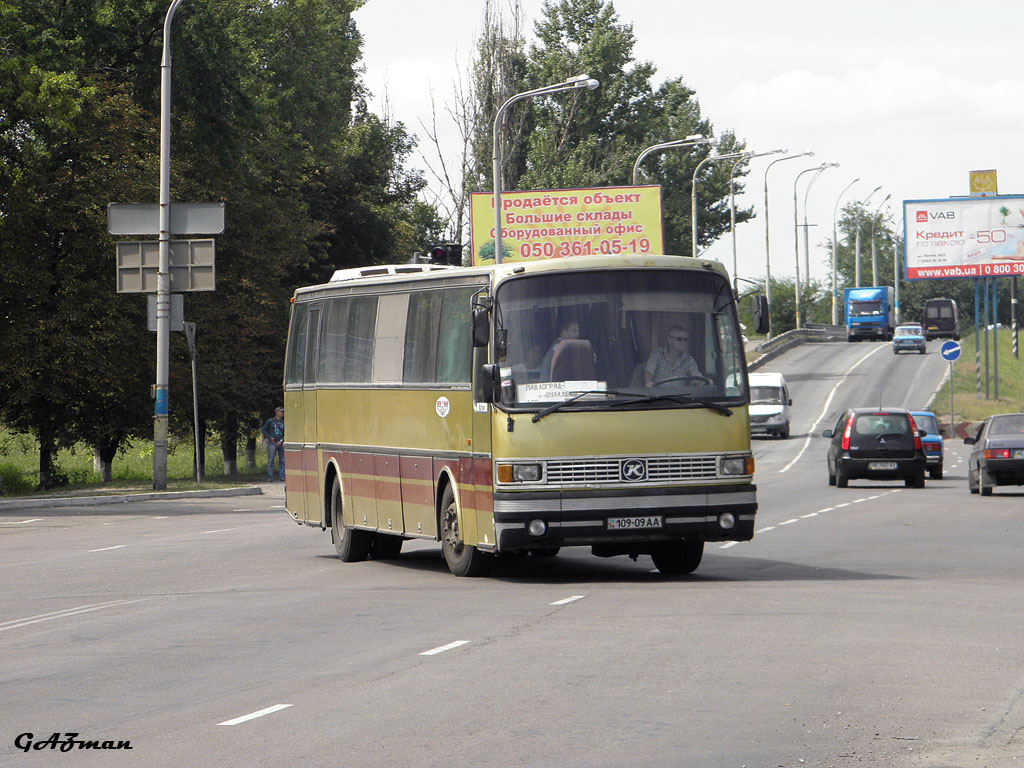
965 413 1024 496
823 408 928 488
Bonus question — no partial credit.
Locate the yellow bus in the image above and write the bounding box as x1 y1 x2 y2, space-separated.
283 254 765 576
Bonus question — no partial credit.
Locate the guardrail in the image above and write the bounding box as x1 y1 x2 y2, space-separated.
747 324 846 371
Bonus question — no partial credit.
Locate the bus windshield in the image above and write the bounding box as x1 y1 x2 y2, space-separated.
494 268 746 409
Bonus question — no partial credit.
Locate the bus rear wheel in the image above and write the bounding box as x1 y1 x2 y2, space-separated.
651 539 703 575
440 485 493 577
331 476 371 562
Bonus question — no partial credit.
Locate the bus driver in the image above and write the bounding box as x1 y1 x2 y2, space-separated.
643 325 711 387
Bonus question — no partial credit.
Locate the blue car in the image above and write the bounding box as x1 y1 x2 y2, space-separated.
892 324 926 354
910 410 943 479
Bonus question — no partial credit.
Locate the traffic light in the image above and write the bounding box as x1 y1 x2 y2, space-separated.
428 243 463 266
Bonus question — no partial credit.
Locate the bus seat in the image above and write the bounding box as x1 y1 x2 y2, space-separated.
550 339 596 381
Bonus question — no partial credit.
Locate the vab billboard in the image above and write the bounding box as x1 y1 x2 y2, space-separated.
903 196 1024 280
469 185 663 265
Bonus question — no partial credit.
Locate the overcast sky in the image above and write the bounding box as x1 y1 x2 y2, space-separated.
353 0 1024 285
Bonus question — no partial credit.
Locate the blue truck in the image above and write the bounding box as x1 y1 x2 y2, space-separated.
845 286 895 341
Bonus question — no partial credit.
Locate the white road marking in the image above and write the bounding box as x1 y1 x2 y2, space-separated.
204 528 238 534
818 507 835 513
780 344 887 474
755 525 776 533
550 595 586 606
420 640 470 656
852 498 867 504
834 502 851 508
778 518 799 525
151 516 168 519
719 541 739 549
801 512 819 518
0 600 144 633
0 518 43 525
89 545 126 552
271 505 285 509
218 704 292 726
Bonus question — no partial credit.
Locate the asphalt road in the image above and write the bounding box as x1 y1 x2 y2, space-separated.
2 341 1022 767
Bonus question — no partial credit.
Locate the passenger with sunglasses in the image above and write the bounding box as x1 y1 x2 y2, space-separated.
643 325 711 387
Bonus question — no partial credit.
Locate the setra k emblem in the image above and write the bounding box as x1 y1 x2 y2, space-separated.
621 458 647 482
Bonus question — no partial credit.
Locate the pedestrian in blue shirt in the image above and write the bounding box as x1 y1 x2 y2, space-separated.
261 406 285 481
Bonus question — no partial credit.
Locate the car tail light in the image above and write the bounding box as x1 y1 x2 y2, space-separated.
841 413 855 451
985 449 1010 459
907 414 922 450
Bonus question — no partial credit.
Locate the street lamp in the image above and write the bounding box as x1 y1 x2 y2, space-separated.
802 162 838 286
854 185 882 287
153 0 186 490
763 152 814 339
632 135 715 186
691 150 747 259
492 74 599 265
730 148 785 296
831 177 859 324
792 163 836 329
870 193 891 286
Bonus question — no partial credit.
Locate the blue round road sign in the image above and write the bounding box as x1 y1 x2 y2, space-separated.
940 340 961 362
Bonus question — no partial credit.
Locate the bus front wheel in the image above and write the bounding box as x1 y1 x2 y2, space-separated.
440 485 493 577
651 539 703 575
331 476 371 562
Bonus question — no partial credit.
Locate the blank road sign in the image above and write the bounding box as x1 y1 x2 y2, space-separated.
107 202 225 235
116 240 216 292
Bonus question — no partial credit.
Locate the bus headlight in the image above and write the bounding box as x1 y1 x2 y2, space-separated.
496 463 543 483
718 512 736 530
527 519 547 537
720 456 754 476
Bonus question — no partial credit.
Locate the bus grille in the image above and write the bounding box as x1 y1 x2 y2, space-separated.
544 456 719 484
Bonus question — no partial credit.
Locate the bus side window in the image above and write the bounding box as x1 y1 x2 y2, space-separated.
285 303 309 386
437 288 474 384
404 291 443 384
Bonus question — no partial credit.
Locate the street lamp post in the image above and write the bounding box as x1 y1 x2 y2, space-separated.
492 75 599 265
153 0 186 490
729 148 785 296
801 162 838 286
792 163 835 329
870 192 891 286
691 150 747 259
763 152 814 338
854 185 882 287
831 177 859 324
631 135 714 186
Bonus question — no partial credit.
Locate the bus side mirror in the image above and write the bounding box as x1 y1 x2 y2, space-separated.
480 364 501 403
472 306 490 347
751 295 770 335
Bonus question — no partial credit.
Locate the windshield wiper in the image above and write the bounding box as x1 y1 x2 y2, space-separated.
530 389 630 423
609 392 733 417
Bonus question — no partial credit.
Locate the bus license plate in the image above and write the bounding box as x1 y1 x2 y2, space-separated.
607 515 663 531
869 461 897 470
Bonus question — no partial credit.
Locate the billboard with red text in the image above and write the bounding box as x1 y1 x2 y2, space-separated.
903 196 1024 280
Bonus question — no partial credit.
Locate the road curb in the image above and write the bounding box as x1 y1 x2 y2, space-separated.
0 486 263 513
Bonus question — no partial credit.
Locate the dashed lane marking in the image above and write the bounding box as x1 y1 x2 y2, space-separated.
218 704 292 726
550 595 586 606
89 545 126 552
420 640 470 656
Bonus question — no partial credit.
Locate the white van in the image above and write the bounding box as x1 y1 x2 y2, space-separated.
748 371 792 439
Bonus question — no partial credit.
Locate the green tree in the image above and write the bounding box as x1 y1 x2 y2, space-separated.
466 0 748 257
